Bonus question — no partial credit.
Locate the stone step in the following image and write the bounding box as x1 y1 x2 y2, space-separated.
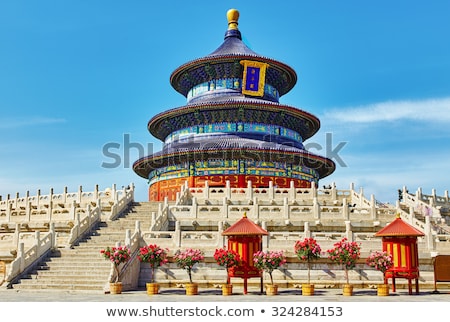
10 200 161 291
34 268 110 275
20 271 110 279
14 282 106 290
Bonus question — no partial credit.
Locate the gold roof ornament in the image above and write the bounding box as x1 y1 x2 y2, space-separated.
227 8 239 30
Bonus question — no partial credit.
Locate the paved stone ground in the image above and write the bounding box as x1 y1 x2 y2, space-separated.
1 286 449 302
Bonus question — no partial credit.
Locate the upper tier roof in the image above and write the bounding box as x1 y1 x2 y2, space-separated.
169 9 297 99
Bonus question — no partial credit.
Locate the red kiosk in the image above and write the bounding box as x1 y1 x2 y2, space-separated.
375 214 425 294
222 213 268 294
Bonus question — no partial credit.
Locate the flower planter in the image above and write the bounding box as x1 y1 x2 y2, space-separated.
342 284 353 296
110 282 122 294
377 284 390 296
302 284 315 296
185 283 199 295
146 283 160 295
265 284 278 296
222 284 233 296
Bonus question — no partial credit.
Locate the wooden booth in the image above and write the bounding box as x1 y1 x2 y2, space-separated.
222 213 268 294
375 214 425 294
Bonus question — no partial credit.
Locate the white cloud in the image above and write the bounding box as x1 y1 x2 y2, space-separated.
0 117 66 129
324 97 450 123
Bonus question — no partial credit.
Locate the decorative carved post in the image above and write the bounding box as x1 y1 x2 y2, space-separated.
63 186 68 204
304 222 311 239
247 180 253 200
50 223 56 249
313 197 320 219
345 220 353 241
283 197 289 220
289 180 296 200
175 221 181 247
342 198 349 220
370 194 376 220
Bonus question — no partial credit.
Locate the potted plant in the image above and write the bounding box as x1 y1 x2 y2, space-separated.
253 250 286 295
138 244 169 295
366 250 394 296
100 245 131 294
213 247 241 295
174 248 204 295
294 237 321 296
326 237 361 296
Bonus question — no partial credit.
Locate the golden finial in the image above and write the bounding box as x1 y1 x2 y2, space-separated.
227 9 239 30
243 211 247 218
396 213 401 219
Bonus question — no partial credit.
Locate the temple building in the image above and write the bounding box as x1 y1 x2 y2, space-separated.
133 9 335 201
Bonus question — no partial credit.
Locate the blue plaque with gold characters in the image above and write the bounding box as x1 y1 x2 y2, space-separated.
240 60 269 97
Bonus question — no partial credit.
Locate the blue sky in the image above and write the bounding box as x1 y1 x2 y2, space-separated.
1 0 449 204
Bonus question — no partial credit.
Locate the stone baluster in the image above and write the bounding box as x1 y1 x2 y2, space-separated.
269 181 274 200
345 221 353 241
50 223 56 248
303 222 311 239
331 182 337 201
283 197 289 219
191 197 197 218
135 220 141 235
417 187 423 201
70 200 77 220
14 192 19 210
445 190 449 204
204 180 209 199
18 242 25 273
5 196 11 222
26 201 31 222
370 194 376 220
311 182 317 199
25 190 29 208
342 198 349 220
175 221 181 247
429 196 435 208
313 197 320 219
222 197 228 218
62 186 67 204
48 200 53 222
246 180 253 200
226 180 231 199
111 184 117 202
77 186 82 205
36 189 41 209
289 180 296 200
94 185 99 201
431 188 437 204
48 188 54 221
125 229 131 248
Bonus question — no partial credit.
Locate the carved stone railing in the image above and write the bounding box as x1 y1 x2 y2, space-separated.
66 203 102 246
5 226 56 286
107 183 135 221
105 222 142 292
0 184 125 225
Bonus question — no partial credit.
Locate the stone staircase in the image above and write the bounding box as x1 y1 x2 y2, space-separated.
10 201 159 291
